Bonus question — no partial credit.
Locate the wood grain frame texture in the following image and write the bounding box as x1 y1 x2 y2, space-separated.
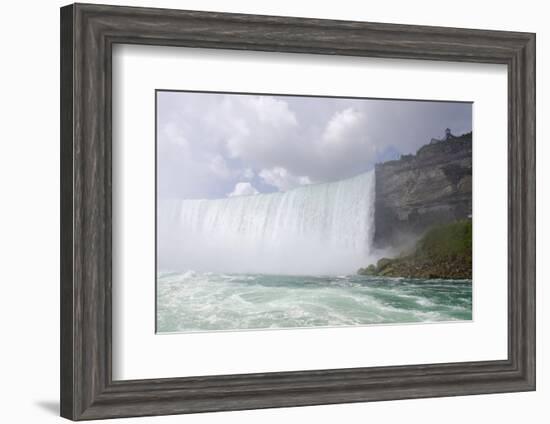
60 2 536 421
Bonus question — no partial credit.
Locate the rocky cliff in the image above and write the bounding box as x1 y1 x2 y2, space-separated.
373 132 472 248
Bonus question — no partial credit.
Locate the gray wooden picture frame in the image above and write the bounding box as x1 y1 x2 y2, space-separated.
60 3 536 421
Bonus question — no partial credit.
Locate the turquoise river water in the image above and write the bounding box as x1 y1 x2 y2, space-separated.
157 271 472 333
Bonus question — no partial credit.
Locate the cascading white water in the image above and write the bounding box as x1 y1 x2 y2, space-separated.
158 170 375 275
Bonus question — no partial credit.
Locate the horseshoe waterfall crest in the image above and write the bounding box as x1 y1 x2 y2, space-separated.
158 171 376 276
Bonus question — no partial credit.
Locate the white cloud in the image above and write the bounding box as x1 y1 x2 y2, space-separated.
227 182 260 197
323 107 366 144
157 91 472 199
323 107 365 145
241 168 255 180
250 96 298 126
163 122 189 148
316 107 378 179
222 96 301 168
208 155 233 179
259 167 311 191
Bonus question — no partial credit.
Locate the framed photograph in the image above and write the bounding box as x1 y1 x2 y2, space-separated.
155 90 474 334
60 3 535 420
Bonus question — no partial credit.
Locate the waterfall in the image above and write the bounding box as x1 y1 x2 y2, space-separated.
158 170 375 275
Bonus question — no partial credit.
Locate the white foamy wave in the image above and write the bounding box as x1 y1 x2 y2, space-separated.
156 272 472 333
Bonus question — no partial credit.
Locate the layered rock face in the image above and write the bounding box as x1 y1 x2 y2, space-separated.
373 132 472 248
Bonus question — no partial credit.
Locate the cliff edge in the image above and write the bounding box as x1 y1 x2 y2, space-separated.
373 132 472 248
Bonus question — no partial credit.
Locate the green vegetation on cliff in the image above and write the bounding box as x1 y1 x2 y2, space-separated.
359 219 472 279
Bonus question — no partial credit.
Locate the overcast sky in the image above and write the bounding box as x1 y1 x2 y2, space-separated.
157 91 472 200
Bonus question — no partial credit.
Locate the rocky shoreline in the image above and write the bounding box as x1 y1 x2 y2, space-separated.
359 219 472 279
